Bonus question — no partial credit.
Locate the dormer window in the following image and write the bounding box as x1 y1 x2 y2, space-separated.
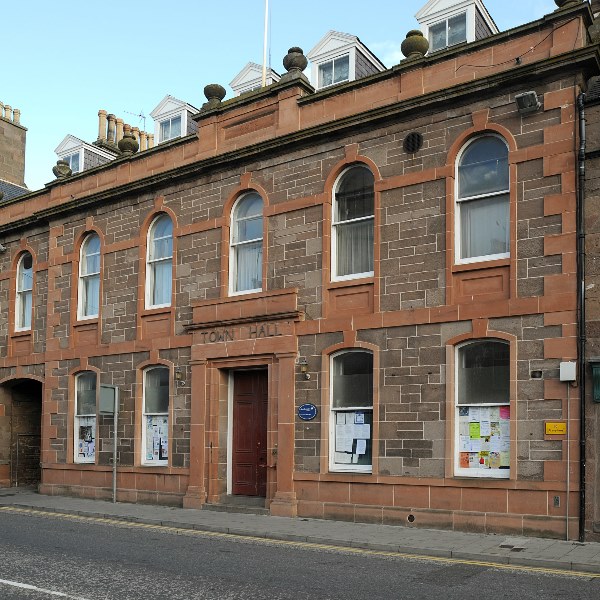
159 115 182 143
150 95 198 145
416 0 498 54
307 31 385 91
319 55 350 88
64 151 80 174
430 12 467 51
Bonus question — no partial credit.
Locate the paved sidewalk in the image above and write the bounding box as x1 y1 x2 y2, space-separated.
1 488 600 575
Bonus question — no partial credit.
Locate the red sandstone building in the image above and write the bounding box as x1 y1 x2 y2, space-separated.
2 0 600 541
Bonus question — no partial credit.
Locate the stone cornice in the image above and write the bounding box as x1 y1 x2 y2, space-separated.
1 46 599 236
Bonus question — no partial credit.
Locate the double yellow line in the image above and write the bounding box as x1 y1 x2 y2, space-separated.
1 505 599 580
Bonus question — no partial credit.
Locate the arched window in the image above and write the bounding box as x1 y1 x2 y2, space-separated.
15 252 33 331
75 371 97 464
146 214 173 308
456 135 509 262
230 193 263 294
332 166 374 280
78 233 101 319
142 366 170 465
455 339 510 478
330 349 373 473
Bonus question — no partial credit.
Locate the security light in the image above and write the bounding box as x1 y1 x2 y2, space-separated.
515 91 541 115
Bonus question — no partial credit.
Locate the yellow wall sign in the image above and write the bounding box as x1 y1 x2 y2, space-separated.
545 422 567 435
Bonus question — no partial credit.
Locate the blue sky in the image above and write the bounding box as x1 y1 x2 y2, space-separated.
4 0 557 192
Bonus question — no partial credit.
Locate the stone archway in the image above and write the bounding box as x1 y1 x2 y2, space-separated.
0 379 43 488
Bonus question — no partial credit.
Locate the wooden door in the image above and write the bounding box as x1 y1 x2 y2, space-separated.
232 370 268 497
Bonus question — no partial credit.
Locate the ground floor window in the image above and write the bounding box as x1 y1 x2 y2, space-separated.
75 371 97 463
455 340 510 478
330 350 373 472
142 367 170 465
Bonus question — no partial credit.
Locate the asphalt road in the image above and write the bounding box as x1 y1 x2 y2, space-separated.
0 510 599 599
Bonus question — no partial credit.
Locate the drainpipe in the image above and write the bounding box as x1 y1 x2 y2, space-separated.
576 91 586 542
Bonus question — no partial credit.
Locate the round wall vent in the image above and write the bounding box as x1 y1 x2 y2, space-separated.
403 132 424 154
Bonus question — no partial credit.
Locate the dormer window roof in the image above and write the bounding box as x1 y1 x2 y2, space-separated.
150 95 199 144
230 62 281 96
307 31 385 90
55 134 118 174
416 0 498 53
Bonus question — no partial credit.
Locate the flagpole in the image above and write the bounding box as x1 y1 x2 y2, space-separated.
262 0 269 87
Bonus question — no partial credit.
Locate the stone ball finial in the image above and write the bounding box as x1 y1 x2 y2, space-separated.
52 159 72 179
401 30 429 61
283 47 308 74
118 124 140 155
202 84 226 111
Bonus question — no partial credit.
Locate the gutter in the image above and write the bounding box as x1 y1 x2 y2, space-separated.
577 91 587 542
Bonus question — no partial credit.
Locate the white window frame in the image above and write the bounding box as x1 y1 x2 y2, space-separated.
145 214 173 309
429 11 468 52
74 371 97 464
331 166 375 282
78 233 101 320
229 193 264 296
63 150 82 174
15 252 33 332
142 366 170 466
454 340 510 479
455 134 510 265
329 349 373 474
158 114 183 143
318 54 351 89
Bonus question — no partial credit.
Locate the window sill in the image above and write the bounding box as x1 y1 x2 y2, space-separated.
141 306 172 318
11 329 32 338
327 276 374 290
453 472 510 480
452 258 510 273
74 318 99 327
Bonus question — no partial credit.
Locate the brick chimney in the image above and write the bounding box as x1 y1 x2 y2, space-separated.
0 101 27 187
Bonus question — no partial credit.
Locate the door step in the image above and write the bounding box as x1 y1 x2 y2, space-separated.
202 495 269 516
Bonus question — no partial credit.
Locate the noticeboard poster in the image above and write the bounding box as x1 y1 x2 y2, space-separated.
457 405 510 474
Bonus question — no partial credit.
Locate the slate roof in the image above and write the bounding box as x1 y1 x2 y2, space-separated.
0 178 29 201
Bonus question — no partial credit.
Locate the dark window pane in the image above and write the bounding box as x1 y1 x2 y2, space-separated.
458 341 509 404
145 368 170 413
332 351 373 408
77 372 97 415
335 168 374 222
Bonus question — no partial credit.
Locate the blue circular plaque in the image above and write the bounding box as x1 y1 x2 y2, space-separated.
298 403 318 421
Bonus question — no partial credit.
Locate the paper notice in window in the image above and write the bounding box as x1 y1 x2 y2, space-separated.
500 406 510 420
459 435 471 452
337 413 347 425
480 420 491 437
469 422 481 439
500 451 510 467
469 407 481 421
354 424 370 439
336 425 353 453
460 452 470 468
356 439 367 455
335 452 352 464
